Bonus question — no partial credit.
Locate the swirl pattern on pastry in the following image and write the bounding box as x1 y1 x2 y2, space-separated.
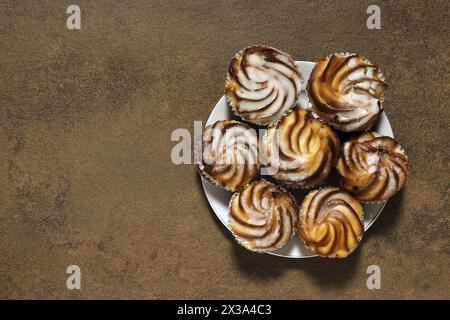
307 53 387 132
229 180 297 252
297 187 364 258
262 108 341 188
199 120 259 192
225 45 303 126
336 132 408 202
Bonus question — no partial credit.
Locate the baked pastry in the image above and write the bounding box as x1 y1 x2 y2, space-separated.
336 132 408 202
198 120 259 192
261 108 341 188
297 187 364 258
307 53 387 132
229 180 297 252
225 45 303 126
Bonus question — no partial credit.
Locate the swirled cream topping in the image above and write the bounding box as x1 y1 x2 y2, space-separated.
225 45 303 126
297 187 364 258
229 180 297 252
199 120 259 192
307 53 387 132
336 132 408 202
262 108 341 188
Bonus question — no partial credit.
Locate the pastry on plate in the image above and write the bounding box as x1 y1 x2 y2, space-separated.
336 132 408 202
307 53 387 132
297 187 364 258
198 120 259 192
229 179 297 252
261 108 341 188
225 45 303 126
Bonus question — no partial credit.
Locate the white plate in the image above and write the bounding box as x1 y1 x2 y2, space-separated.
200 61 393 258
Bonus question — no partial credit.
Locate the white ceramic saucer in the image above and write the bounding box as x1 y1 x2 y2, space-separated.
200 61 392 258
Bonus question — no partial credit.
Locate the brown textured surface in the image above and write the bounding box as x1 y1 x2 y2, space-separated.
0 0 448 299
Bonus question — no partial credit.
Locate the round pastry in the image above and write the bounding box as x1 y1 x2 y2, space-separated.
225 45 303 126
198 120 259 192
229 180 298 252
307 53 387 132
336 132 408 202
261 108 341 188
297 187 364 258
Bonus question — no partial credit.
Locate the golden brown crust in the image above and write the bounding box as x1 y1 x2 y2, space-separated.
198 120 259 192
336 132 408 202
229 180 297 252
225 45 303 126
297 187 364 258
261 108 341 188
307 53 387 132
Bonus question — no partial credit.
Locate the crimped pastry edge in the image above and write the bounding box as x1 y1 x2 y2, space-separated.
224 45 304 127
227 179 298 254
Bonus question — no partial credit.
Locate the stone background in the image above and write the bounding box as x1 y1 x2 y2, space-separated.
0 0 448 299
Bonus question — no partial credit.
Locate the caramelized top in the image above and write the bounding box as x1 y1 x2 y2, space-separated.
262 108 341 188
297 187 364 258
336 132 408 202
199 120 259 192
307 53 387 132
229 180 297 252
225 45 303 126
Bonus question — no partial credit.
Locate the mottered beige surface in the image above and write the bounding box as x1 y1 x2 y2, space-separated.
0 0 448 299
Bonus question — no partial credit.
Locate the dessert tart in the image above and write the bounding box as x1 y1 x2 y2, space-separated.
336 132 408 202
261 108 341 188
307 53 387 132
225 45 303 126
198 120 259 192
297 187 364 258
229 180 297 252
